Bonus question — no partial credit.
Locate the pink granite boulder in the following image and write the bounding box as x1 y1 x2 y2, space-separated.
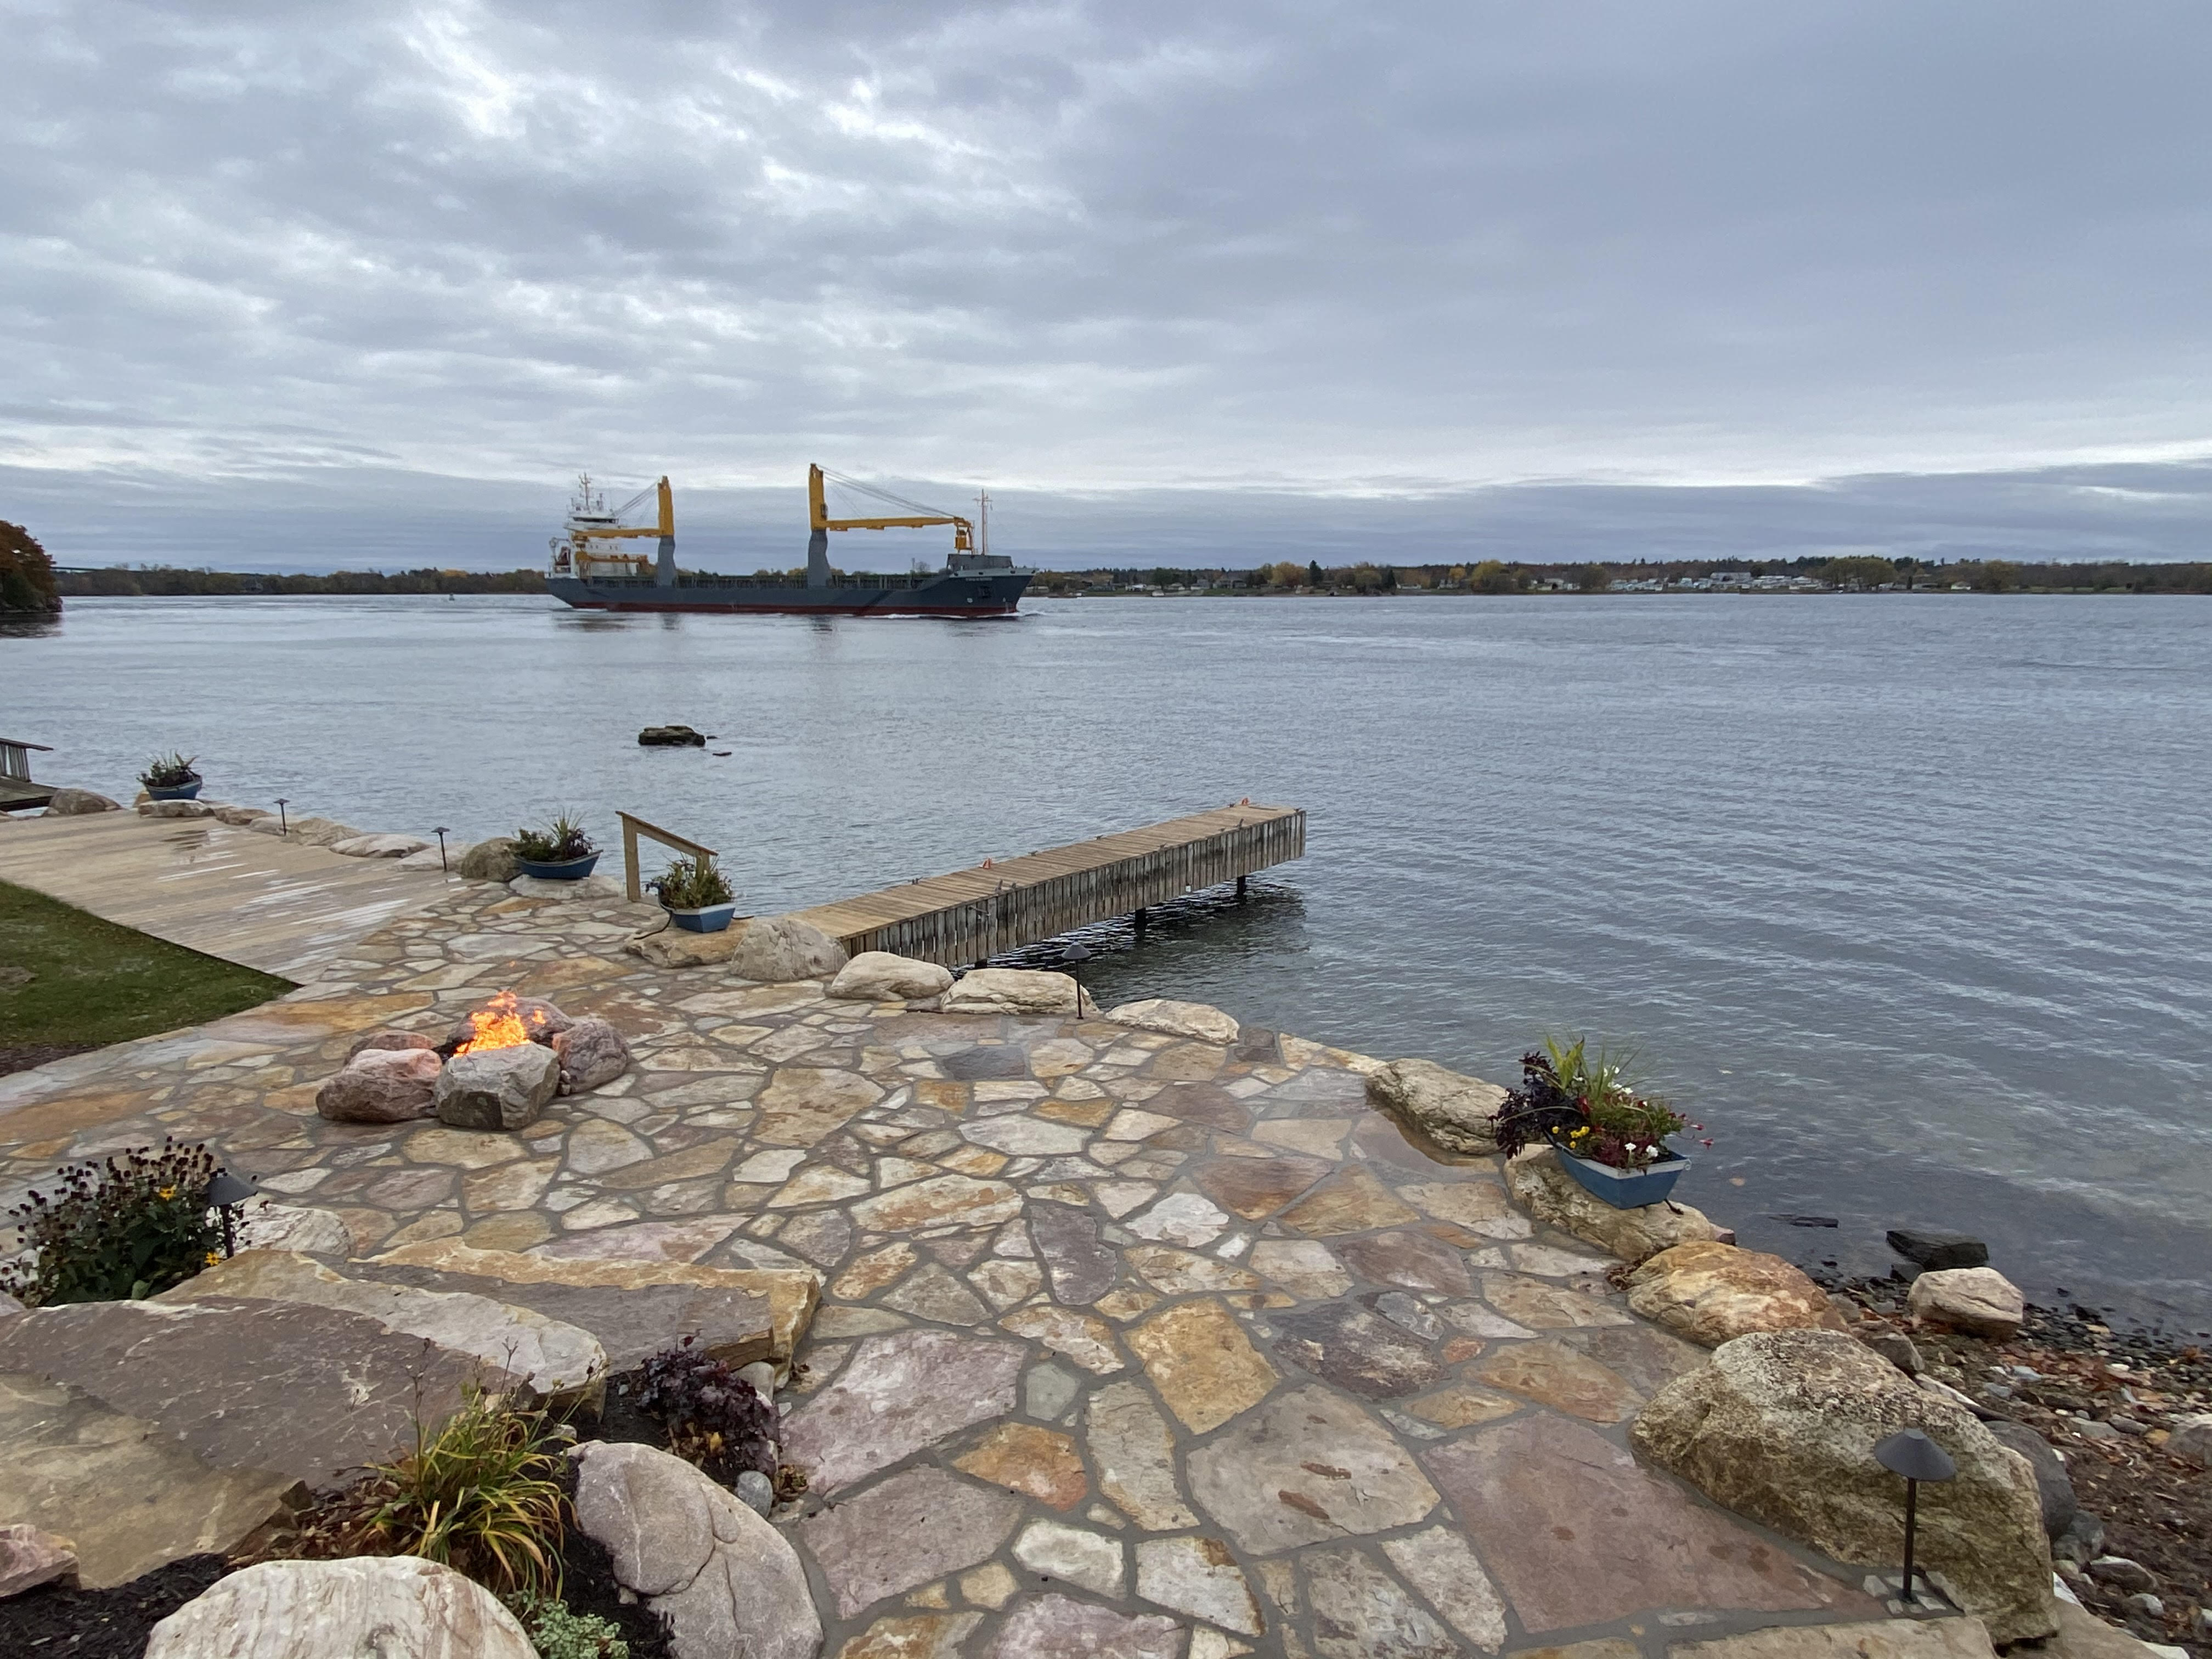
315 1048 443 1124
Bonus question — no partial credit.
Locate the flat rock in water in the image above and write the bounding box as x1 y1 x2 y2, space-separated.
1908 1267 2025 1339
0 1295 521 1494
940 968 1082 1015
1626 1240 1849 1346
1507 1146 1722 1265
1630 1328 2056 1644
1888 1229 1992 1271
144 1556 536 1659
827 950 955 1001
0 1370 294 1587
1364 1058 1505 1156
637 725 708 746
1103 997 1241 1043
157 1249 606 1407
434 1042 559 1130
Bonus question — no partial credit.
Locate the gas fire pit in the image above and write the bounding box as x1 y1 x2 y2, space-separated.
314 992 633 1130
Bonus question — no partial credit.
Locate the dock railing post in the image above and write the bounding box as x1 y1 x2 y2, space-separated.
623 817 643 903
618 811 721 909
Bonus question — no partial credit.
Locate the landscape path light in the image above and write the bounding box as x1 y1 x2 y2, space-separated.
433 826 450 873
1874 1426 1958 1607
205 1167 259 1259
274 797 289 836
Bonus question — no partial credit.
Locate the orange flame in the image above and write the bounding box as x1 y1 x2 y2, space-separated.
454 991 532 1054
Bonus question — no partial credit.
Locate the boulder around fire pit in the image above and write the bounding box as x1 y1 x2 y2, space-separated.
436 1045 560 1131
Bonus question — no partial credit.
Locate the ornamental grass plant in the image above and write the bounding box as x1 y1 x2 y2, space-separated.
2 1139 225 1305
136 752 200 789
648 855 733 911
513 815 596 863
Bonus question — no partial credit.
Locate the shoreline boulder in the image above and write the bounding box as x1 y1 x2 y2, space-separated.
628 922 744 968
1365 1058 1505 1156
1103 998 1240 1043
1631 1328 2056 1644
41 788 119 816
1908 1268 2024 1340
727 914 850 984
941 967 1082 1015
455 836 518 882
329 833 430 859
1505 1146 1723 1264
1626 1240 1849 1346
827 950 955 1002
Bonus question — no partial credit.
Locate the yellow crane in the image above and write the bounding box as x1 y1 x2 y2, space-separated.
810 464 975 551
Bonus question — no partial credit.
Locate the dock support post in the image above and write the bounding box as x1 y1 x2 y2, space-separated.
1133 906 1148 935
1236 876 1246 901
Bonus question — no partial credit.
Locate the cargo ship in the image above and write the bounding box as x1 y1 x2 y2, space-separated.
544 466 1032 616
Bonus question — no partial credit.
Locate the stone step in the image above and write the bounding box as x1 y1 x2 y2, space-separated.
365 1240 820 1383
158 1249 608 1409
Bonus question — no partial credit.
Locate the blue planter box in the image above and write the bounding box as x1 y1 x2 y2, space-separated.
665 902 738 934
516 852 600 881
1553 1146 1690 1209
145 781 202 800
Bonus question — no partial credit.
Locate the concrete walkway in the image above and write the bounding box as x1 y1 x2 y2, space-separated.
0 875 1915 1658
0 812 455 979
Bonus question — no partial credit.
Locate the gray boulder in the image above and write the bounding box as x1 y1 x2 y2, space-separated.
1855 1326 1923 1376
41 788 120 816
1909 1267 2025 1339
939 967 1079 1014
137 799 214 819
328 833 430 859
435 1044 560 1131
2165 1413 2212 1468
315 1047 443 1124
145 1557 535 1658
455 836 519 882
1632 1328 2055 1643
291 817 362 847
1365 1058 1505 1156
627 923 744 968
552 1017 631 1093
570 1439 822 1659
728 913 850 984
1888 1228 1991 1270
343 1027 436 1062
1985 1419 2076 1539
827 950 955 1002
1505 1145 1720 1263
212 806 268 826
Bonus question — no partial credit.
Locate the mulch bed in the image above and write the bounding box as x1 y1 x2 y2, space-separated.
0 1041 97 1077
0 1553 229 1657
1828 1276 2211 1655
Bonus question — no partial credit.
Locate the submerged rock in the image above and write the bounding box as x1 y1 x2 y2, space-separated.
637 724 708 746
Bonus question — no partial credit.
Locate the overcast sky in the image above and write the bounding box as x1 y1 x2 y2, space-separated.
5 1 2210 568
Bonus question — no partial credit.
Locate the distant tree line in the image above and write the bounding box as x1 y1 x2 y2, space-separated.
1 522 61 614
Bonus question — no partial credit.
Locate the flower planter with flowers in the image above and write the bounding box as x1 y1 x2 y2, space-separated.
139 752 204 801
1489 1038 1702 1210
511 815 600 881
650 853 740 933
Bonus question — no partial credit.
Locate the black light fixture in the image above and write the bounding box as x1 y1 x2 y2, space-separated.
1874 1427 1958 1606
1061 942 1091 1015
206 1167 259 1257
433 826 451 872
274 797 289 836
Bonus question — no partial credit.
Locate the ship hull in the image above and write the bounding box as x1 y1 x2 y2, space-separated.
547 569 1030 617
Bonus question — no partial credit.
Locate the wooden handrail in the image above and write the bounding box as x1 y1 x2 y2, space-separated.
617 811 720 904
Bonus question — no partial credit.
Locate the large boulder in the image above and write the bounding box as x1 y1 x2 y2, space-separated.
627 923 744 968
435 1043 560 1131
291 817 362 847
41 788 119 816
145 1556 536 1659
160 1250 605 1409
1908 1268 2025 1339
454 836 519 882
552 1017 631 1093
570 1439 822 1659
940 967 1082 1015
1627 1241 1849 1346
827 950 955 1002
315 1047 443 1124
213 806 269 826
1632 1329 2056 1644
1888 1229 1991 1271
1984 1419 2076 1539
1103 998 1240 1043
1505 1146 1723 1264
2167 1414 2212 1469
1364 1058 1505 1156
138 799 214 819
345 1027 436 1062
729 913 850 983
329 833 430 859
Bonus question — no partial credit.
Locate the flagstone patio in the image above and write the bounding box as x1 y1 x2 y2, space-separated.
0 878 1909 1657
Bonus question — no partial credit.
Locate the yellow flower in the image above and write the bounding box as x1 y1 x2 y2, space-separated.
157 1186 177 1200
204 1251 221 1266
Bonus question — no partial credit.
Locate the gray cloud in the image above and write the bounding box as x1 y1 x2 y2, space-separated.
4 1 2210 544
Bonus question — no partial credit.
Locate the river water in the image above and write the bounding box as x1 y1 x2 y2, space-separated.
5 593 2209 1327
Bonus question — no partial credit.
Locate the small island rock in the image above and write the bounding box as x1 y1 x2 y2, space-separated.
1908 1267 2025 1340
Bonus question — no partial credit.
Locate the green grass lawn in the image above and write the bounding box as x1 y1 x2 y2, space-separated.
0 880 292 1066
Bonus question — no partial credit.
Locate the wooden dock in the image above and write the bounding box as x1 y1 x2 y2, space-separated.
0 812 455 980
793 802 1304 967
